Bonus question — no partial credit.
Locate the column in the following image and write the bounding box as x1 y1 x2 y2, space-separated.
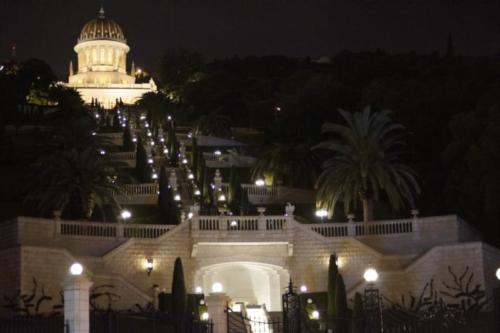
205 292 230 333
64 269 93 333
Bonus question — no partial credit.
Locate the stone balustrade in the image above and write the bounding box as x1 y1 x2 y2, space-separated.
113 183 159 204
194 215 288 231
56 219 173 239
202 152 256 168
109 151 136 161
220 183 313 204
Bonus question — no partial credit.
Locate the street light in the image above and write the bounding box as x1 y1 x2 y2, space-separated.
363 268 382 332
300 285 307 292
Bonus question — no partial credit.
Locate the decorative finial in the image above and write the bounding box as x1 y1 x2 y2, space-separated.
99 5 105 18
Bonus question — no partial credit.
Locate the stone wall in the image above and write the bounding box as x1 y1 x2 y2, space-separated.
0 214 498 314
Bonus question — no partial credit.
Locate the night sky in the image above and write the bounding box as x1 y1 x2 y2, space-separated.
0 0 499 78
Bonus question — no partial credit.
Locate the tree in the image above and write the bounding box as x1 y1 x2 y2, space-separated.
135 138 152 182
193 111 232 138
25 147 122 220
158 167 180 225
252 143 318 188
334 273 348 333
351 293 365 333
327 254 338 322
228 167 243 214
191 136 199 177
123 126 135 152
161 48 203 102
136 91 172 136
171 257 187 325
315 107 420 222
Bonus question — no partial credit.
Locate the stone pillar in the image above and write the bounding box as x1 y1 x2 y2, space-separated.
205 292 230 333
64 272 93 333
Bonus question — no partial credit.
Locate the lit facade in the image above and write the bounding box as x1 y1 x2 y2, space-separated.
66 7 156 108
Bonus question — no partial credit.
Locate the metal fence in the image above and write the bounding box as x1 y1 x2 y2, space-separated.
0 316 66 333
90 312 213 333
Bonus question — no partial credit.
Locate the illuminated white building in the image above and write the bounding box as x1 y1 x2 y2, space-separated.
67 7 156 108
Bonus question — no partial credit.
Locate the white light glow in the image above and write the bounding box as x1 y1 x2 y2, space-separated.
100 149 106 155
120 210 132 220
188 212 194 219
315 209 328 219
364 268 379 283
496 268 500 281
300 285 307 292
214 150 222 156
174 194 181 201
218 194 226 202
194 190 201 196
201 312 209 321
230 220 238 227
182 158 188 164
132 137 137 143
195 286 203 293
188 173 194 180
212 282 223 293
163 148 169 154
69 263 83 276
152 173 158 179
255 179 265 187
311 310 320 320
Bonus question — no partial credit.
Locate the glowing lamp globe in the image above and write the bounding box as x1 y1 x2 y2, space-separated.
195 286 203 293
300 285 307 292
363 268 379 283
496 267 500 280
201 312 209 321
70 263 83 276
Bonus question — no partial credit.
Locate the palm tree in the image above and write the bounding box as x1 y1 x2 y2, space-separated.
251 143 319 188
315 107 420 222
136 91 172 136
26 147 123 220
193 111 232 138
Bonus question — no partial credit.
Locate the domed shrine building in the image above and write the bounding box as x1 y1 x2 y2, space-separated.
66 7 156 108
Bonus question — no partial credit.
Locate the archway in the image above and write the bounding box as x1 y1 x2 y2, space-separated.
195 262 289 311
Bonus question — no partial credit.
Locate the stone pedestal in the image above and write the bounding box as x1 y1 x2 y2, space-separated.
64 274 93 333
205 292 230 333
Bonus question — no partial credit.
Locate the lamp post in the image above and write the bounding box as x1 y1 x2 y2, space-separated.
363 268 383 333
315 209 328 222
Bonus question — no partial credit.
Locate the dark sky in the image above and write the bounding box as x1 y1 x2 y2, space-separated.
0 0 499 78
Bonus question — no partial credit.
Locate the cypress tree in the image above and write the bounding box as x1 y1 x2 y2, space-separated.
135 138 152 182
158 166 171 222
352 292 365 333
123 126 135 152
191 136 199 177
171 257 187 324
327 254 339 321
334 272 348 333
228 167 242 214
112 110 120 129
240 188 250 215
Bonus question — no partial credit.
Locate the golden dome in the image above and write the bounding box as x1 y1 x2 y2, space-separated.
78 7 126 43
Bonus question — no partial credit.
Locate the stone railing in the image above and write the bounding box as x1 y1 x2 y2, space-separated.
109 152 136 161
307 217 423 238
203 153 256 168
56 219 173 239
113 183 159 205
193 215 289 231
220 183 313 204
